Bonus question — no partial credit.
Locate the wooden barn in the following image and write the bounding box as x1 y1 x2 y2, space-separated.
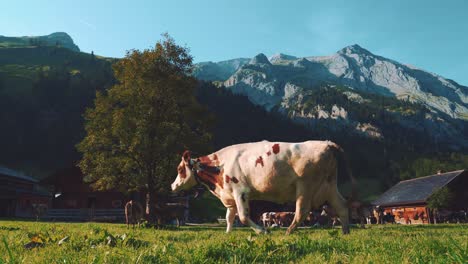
372 169 467 224
41 167 130 221
0 166 51 218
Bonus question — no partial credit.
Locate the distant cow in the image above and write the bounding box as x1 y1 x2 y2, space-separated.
171 140 354 235
321 205 340 227
125 200 144 228
349 201 370 227
154 203 187 227
260 212 277 228
304 212 316 226
373 206 384 224
274 212 295 227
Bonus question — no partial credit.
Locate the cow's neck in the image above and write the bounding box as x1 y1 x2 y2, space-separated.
195 166 223 194
194 154 224 197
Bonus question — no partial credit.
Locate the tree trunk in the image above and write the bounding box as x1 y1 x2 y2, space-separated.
146 174 157 224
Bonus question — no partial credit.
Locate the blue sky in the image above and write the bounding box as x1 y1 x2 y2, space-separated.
2 0 467 85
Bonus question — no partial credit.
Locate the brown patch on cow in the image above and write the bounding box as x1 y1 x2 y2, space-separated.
196 154 223 190
225 175 231 183
198 154 219 167
231 177 239 184
272 144 280 154
255 156 264 167
197 169 223 190
266 151 271 156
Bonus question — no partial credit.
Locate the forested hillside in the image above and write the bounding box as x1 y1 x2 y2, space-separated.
0 45 114 175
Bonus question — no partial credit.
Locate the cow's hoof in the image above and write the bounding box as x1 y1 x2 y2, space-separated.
255 228 268 235
342 227 350 235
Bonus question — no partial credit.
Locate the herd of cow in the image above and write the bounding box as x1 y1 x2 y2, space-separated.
259 205 391 228
125 199 386 230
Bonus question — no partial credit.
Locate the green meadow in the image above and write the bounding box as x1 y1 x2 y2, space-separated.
0 220 466 263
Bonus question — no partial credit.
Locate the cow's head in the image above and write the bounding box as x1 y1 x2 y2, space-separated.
171 151 199 192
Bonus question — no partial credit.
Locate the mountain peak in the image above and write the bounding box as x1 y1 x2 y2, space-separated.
42 32 80 52
250 53 271 65
338 44 372 56
269 53 297 63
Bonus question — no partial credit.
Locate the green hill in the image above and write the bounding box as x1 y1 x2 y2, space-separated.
0 46 115 95
0 38 115 176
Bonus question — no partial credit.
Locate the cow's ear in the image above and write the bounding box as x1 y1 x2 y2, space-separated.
182 150 191 162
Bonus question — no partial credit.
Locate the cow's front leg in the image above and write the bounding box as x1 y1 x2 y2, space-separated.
234 191 267 234
225 207 237 233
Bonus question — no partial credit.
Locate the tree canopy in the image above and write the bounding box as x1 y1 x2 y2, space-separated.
427 186 454 210
77 34 211 215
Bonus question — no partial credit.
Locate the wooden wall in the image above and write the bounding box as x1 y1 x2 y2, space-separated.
384 206 430 224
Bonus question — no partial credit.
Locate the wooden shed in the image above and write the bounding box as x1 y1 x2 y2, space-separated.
0 166 51 218
41 167 130 221
372 169 467 224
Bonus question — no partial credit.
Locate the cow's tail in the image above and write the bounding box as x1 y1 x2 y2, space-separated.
330 143 357 203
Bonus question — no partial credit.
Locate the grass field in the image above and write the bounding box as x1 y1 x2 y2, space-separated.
0 220 467 263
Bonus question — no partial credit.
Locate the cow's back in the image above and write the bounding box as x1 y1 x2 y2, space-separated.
216 141 337 204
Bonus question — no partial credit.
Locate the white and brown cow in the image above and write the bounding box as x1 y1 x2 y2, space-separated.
171 140 353 235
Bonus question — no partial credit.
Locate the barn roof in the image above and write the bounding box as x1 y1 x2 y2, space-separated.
372 169 466 207
0 166 38 183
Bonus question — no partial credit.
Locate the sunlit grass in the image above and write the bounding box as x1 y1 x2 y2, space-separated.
0 220 466 263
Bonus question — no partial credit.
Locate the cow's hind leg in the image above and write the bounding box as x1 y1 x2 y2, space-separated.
286 190 312 235
226 207 237 233
329 191 350 234
234 191 266 234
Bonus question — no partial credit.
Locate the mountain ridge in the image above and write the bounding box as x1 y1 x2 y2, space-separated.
0 32 80 52
193 44 467 120
193 45 468 149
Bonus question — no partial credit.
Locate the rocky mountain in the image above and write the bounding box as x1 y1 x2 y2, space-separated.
0 32 80 52
194 45 468 149
192 58 249 81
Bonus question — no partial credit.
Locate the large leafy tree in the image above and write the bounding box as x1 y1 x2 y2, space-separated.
427 186 454 223
77 34 211 220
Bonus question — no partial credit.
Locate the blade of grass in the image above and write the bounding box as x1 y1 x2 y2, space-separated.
1 236 15 264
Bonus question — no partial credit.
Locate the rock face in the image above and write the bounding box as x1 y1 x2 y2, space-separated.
39 32 80 52
216 44 468 120
307 45 467 119
269 53 297 63
193 45 468 147
192 58 249 81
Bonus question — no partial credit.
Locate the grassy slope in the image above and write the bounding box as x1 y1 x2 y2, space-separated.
0 46 114 96
0 220 466 263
